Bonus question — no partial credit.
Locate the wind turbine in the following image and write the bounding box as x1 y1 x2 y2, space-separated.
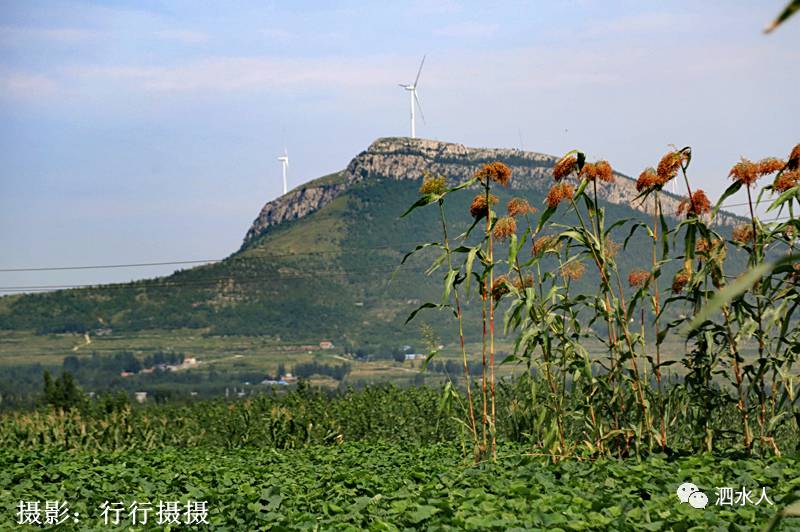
277 148 289 195
399 55 426 139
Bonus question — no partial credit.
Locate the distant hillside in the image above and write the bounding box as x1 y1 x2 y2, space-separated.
0 138 745 344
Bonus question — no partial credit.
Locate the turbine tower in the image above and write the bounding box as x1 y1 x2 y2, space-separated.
399 55 426 138
277 148 289 195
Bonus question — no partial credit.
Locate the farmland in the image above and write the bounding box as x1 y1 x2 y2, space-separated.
2 383 800 530
4 443 800 530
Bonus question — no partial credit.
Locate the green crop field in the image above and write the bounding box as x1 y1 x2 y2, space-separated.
3 444 800 531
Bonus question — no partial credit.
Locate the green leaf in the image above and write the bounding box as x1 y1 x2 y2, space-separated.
766 185 800 213
764 0 800 33
400 242 440 265
536 205 557 232
442 269 459 305
713 180 741 219
688 253 800 331
464 246 480 298
405 302 439 324
400 194 443 218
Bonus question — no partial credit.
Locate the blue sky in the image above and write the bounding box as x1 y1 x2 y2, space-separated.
1 1 798 290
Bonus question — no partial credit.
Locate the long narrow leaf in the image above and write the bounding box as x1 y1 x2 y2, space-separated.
688 254 800 331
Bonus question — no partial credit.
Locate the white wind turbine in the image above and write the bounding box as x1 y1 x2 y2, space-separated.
277 148 289 195
398 55 426 138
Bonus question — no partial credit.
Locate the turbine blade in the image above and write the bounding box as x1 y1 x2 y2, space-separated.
414 91 426 125
413 54 426 87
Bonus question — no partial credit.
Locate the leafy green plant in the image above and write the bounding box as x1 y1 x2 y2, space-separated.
401 143 800 460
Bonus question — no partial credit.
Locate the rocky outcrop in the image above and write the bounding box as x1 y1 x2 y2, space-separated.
242 137 740 247
243 177 347 247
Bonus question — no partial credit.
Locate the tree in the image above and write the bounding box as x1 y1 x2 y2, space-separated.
43 370 84 410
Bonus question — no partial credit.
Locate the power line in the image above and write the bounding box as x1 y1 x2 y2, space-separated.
0 242 433 273
0 265 429 293
0 259 220 273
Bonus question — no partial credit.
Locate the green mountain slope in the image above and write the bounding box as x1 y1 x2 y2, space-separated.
0 138 744 345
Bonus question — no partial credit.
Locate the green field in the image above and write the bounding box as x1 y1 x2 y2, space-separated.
3 444 799 530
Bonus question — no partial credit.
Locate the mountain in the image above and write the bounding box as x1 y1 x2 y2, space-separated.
0 137 743 345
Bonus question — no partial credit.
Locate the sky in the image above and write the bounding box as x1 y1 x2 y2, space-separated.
1 0 798 291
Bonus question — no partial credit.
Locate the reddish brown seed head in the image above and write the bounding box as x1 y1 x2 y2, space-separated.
594 160 614 183
695 239 711 255
546 183 574 209
636 168 658 192
757 157 785 177
656 151 683 185
729 158 759 186
560 261 586 281
491 275 511 301
512 274 534 291
671 270 690 293
604 237 621 259
493 216 517 241
580 162 596 181
532 235 560 255
476 162 512 187
732 224 754 244
553 155 578 181
628 270 651 288
788 144 800 170
506 197 536 217
470 193 499 219
773 169 800 193
579 161 614 183
677 190 711 217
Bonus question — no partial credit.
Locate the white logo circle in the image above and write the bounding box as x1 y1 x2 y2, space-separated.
688 491 709 509
677 482 699 503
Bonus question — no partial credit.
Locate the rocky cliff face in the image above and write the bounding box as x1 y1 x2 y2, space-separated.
243 137 738 248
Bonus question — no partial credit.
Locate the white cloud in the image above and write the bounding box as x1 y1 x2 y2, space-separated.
0 72 57 97
434 22 499 38
587 12 690 35
155 30 209 44
0 26 105 44
69 56 401 92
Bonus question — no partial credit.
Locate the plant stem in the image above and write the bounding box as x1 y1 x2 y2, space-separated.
438 200 479 449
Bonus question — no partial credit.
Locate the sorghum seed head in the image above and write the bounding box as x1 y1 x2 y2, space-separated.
595 160 614 183
774 169 800 193
656 151 682 185
604 237 621 259
546 183 574 209
671 270 690 293
419 174 447 195
579 161 614 183
636 168 658 192
628 270 651 288
512 274 534 290
677 190 711 217
729 158 759 186
553 155 578 181
476 162 512 187
493 216 517 241
491 275 510 301
757 157 785 177
732 224 754 244
532 235 560 255
560 261 586 281
507 197 536 217
788 144 800 170
470 193 499 219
